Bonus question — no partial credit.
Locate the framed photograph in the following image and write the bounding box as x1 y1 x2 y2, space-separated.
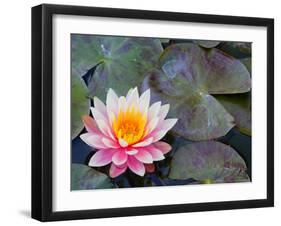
32 4 274 221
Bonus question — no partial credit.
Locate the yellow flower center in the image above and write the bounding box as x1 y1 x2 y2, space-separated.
112 105 147 145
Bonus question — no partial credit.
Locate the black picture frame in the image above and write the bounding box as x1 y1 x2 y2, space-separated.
32 3 274 222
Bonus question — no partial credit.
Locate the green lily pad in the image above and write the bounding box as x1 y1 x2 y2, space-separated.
218 41 251 58
215 93 251 136
71 164 114 190
240 58 251 75
159 43 251 94
72 35 163 100
72 35 125 77
195 40 220 48
169 141 249 183
71 74 90 139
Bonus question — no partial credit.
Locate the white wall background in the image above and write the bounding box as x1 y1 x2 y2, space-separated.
0 0 279 225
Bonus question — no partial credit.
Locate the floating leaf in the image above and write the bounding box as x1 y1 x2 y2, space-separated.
71 74 90 139
72 35 125 77
218 42 251 58
215 93 251 136
195 40 220 48
159 43 251 94
222 171 250 183
71 164 114 190
140 43 251 140
72 35 163 101
169 141 249 183
240 58 251 75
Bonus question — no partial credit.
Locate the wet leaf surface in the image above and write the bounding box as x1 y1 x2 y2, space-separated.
215 93 251 135
159 43 251 94
140 43 251 140
71 74 90 139
169 141 249 183
72 35 163 101
218 42 251 59
71 164 115 190
240 57 251 75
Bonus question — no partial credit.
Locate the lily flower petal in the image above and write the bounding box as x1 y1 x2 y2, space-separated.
91 107 107 122
154 141 172 154
132 137 153 148
93 96 107 115
118 96 127 113
158 104 170 122
112 150 128 165
106 88 119 115
88 149 117 167
102 137 119 148
119 138 128 147
148 101 161 121
127 156 145 176
126 87 139 106
82 115 100 134
80 133 107 149
161 118 178 131
139 89 150 115
147 146 165 161
145 117 159 135
126 149 138 155
151 130 168 142
109 163 127 178
135 150 153 163
96 119 115 140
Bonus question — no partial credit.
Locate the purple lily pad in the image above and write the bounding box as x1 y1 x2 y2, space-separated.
140 43 251 140
159 43 251 94
169 141 249 182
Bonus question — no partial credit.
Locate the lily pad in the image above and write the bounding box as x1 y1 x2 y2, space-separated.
71 164 114 190
222 171 250 183
195 40 220 48
141 43 251 140
72 35 163 100
240 58 251 75
215 93 251 136
71 74 90 139
169 141 249 183
72 35 125 77
218 41 251 58
159 43 251 94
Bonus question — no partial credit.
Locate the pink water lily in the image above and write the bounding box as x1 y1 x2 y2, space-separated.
80 87 177 177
